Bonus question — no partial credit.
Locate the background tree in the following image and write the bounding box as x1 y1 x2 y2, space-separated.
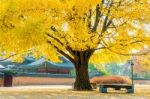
0 0 150 90
132 50 150 79
133 49 150 73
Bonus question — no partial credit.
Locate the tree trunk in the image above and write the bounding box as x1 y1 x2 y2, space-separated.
73 55 92 90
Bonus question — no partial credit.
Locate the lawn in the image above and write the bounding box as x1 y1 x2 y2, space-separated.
0 85 149 99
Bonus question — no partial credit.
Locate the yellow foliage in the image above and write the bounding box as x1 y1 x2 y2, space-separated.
0 0 150 63
90 49 131 64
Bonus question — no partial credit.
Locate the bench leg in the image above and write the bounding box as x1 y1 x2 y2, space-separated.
100 86 107 93
127 86 134 93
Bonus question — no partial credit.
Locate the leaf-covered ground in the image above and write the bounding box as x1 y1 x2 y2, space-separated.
0 85 149 99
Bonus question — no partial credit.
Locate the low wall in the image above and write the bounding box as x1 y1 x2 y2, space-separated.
134 80 150 85
0 76 149 86
13 76 75 86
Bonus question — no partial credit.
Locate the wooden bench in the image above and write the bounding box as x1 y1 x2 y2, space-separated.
99 84 134 93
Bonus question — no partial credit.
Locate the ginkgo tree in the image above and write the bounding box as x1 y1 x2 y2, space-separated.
0 0 150 90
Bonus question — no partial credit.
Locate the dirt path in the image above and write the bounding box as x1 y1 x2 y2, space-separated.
0 85 149 99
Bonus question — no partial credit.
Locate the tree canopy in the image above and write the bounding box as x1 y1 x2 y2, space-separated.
0 0 150 63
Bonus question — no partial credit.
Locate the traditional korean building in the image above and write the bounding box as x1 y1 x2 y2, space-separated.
0 56 105 77
18 57 74 74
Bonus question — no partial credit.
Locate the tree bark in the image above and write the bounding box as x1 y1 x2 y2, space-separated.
73 52 92 90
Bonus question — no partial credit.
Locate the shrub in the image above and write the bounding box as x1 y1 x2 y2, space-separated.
90 76 131 85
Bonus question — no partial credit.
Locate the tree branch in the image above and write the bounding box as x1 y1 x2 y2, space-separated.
107 48 150 56
0 50 32 61
101 1 113 34
46 33 64 46
0 54 17 61
47 40 74 63
91 4 101 32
